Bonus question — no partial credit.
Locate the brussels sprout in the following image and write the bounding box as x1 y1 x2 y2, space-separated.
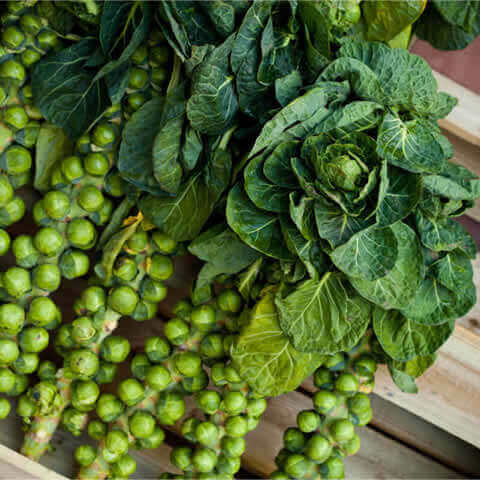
170 447 193 470
151 68 167 87
0 176 14 207
304 434 332 463
19 327 49 353
152 231 176 254
129 410 156 439
0 303 24 335
71 380 100 412
191 305 216 333
12 235 39 268
131 354 151 381
313 390 337 415
27 297 57 327
93 361 116 385
247 398 267 418
32 264 61 292
335 373 359 396
37 360 57 381
13 352 39 375
105 429 129 456
0 397 11 419
49 168 67 189
0 229 10 255
117 378 145 407
3 266 31 298
79 286 107 314
0 339 19 365
200 334 224 360
108 285 139 315
182 370 208 393
75 444 96 467
113 257 137 282
354 354 377 377
105 171 125 197
330 419 355 443
284 454 311 478
224 365 242 384
72 316 96 345
0 195 26 227
191 447 217 473
140 278 167 303
61 156 84 182
149 254 174 281
101 336 131 364
126 230 148 254
68 349 100 379
0 369 17 393
325 353 346 370
217 289 243 313
144 338 171 364
126 92 147 112
78 185 104 213
66 218 96 249
164 318 189 345
223 391 247 416
313 368 334 390
0 59 25 83
216 454 241 475
132 300 157 321
145 365 171 392
172 300 192 319
62 407 88 436
111 454 137 478
92 123 116 148
297 410 320 433
137 425 165 449
150 45 170 66
129 68 149 90
174 351 201 377
283 428 306 454
96 393 124 423
43 190 70 219
195 421 219 448
181 417 200 442
33 227 64 257
324 456 344 478
84 152 110 176
195 390 221 415
21 48 41 67
211 363 226 386
156 391 185 425
55 324 75 351
343 434 361 456
3 145 32 175
16 394 36 418
88 420 107 440
225 415 248 438
222 436 246 458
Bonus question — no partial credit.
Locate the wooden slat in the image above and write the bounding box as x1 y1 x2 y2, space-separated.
434 70 480 147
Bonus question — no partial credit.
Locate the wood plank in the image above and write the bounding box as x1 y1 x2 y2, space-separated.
434 70 480 147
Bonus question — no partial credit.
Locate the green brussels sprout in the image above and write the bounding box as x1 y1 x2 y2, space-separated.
113 257 137 282
140 278 167 303
330 419 355 443
61 156 84 183
66 218 96 249
224 365 242 384
222 436 246 458
182 370 208 393
3 266 31 298
36 30 59 50
284 454 311 478
129 68 149 90
172 300 192 319
313 368 334 390
16 394 36 418
37 360 57 381
0 397 11 419
191 305 216 333
84 152 110 176
131 44 148 64
131 354 151 381
106 429 129 456
335 373 359 396
13 352 39 375
49 168 67 189
0 339 19 365
297 410 320 433
88 420 107 440
283 428 305 454
216 454 241 475
92 123 116 148
217 289 243 313
223 391 247 416
75 444 97 467
164 318 189 346
150 45 170 66
62 407 88 436
102 448 122 465
125 92 148 112
78 185 104 213
108 285 139 315
43 190 70 219
71 380 100 412
0 195 26 227
126 230 148 254
4 105 28 130
195 421 219 448
0 59 25 83
27 296 57 327
129 410 156 439
19 327 49 353
313 390 337 415
0 369 17 393
32 200 49 226
304 434 332 463
68 349 100 379
3 145 31 175
181 417 200 442
170 447 193 471
96 393 124 423
270 471 289 480
156 391 185 426
105 171 125 197
211 363 226 386
21 48 41 67
247 398 267 418
71 316 97 345
12 235 39 268
225 415 248 438
149 254 174 281
2 25 26 49
343 433 361 456
32 264 61 292
55 324 75 351
117 378 145 407
323 456 344 478
95 361 117 385
325 353 346 370
195 390 221 415
132 299 157 321
79 286 107 314
111 454 137 478
33 227 64 257
348 393 372 426
93 198 113 224
0 176 14 207
0 303 24 335
200 334 224 360
174 351 201 377
152 231 176 254
151 68 167 87
137 425 165 449
0 229 10 255
354 354 377 377
101 336 131 364
145 364 171 391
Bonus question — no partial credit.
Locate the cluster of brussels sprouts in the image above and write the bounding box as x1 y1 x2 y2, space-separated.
19 221 177 460
74 288 266 480
271 342 377 480
0 1 63 241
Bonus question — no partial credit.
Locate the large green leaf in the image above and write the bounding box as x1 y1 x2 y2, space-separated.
433 0 480 32
373 307 454 361
187 35 238 135
226 184 295 261
330 225 398 281
236 258 263 302
231 293 325 397
290 194 317 241
350 223 423 310
276 273 371 353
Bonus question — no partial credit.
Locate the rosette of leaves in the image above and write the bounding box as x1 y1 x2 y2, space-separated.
227 40 478 385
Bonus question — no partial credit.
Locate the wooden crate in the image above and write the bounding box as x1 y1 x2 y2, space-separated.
1 46 480 480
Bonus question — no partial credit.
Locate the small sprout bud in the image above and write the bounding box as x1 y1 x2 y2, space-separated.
191 305 216 332
223 391 247 416
101 336 131 364
145 365 171 391
0 398 11 419
156 391 185 426
164 318 189 345
108 285 139 315
71 380 100 412
19 327 49 353
217 289 243 313
225 415 248 438
32 264 61 292
129 410 156 439
66 218 96 249
304 434 332 462
75 445 96 467
33 227 64 257
88 420 107 440
111 454 137 478
118 378 145 407
43 191 70 219
149 254 174 281
297 410 320 433
96 393 124 423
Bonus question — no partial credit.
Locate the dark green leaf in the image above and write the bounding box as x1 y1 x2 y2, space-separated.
290 193 317 241
181 126 203 172
275 71 303 108
237 257 263 302
388 365 418 394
